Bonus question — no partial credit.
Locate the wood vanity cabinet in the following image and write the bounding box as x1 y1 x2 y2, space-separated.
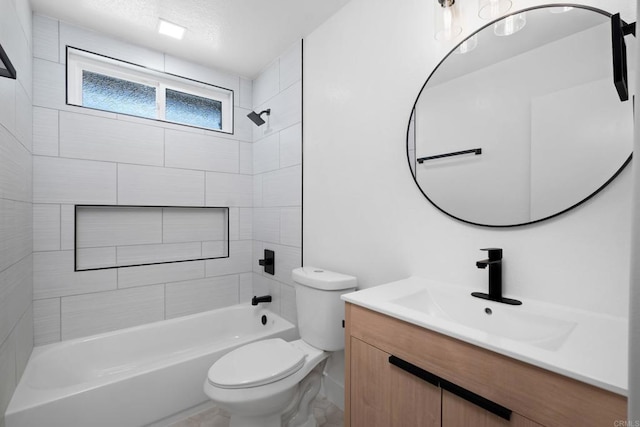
344 303 627 427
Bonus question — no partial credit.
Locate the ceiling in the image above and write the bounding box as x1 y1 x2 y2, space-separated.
29 0 351 78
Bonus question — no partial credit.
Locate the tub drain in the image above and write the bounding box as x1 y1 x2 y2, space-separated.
261 315 267 325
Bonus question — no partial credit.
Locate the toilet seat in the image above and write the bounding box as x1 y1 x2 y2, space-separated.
207 338 306 389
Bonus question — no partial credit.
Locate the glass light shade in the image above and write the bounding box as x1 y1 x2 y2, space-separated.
478 0 512 20
455 34 479 54
434 0 463 41
494 12 527 36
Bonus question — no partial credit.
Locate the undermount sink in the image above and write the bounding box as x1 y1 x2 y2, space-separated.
390 286 576 351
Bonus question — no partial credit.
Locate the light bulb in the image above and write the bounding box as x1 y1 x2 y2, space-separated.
455 34 478 54
434 0 462 41
494 12 526 36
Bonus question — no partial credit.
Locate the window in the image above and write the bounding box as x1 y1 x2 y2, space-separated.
67 47 233 133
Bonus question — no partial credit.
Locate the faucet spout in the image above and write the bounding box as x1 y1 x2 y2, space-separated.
472 248 522 306
251 295 272 306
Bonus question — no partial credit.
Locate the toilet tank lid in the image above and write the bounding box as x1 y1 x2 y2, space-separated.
292 267 357 291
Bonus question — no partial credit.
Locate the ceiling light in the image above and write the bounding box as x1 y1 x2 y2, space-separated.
158 19 186 40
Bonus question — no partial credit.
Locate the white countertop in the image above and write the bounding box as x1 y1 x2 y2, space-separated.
342 276 628 396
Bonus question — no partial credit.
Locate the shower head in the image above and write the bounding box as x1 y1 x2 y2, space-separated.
247 109 271 126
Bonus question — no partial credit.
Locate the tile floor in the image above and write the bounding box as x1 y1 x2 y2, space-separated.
169 395 343 427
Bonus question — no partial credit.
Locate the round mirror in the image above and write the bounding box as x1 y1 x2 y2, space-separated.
407 5 635 227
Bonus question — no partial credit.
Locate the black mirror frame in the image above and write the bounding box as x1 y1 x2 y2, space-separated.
0 43 16 79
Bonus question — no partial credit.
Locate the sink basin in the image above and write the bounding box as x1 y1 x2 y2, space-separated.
391 286 576 351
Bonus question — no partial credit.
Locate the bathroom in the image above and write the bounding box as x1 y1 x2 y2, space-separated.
0 0 639 425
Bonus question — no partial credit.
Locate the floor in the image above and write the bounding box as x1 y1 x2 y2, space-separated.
169 395 344 427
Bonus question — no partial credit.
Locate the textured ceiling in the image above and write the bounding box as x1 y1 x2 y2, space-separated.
29 0 351 78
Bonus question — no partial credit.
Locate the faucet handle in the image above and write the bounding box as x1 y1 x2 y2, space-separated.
480 248 502 260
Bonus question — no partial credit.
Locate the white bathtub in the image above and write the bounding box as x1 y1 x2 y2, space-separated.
5 304 297 427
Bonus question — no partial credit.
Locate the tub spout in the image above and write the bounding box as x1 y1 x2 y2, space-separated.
251 295 272 306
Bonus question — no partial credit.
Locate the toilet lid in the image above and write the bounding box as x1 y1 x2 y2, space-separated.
207 338 306 389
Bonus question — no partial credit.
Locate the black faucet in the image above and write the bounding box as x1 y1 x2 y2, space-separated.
472 248 522 305
251 295 272 306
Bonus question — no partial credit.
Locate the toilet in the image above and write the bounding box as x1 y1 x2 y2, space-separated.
204 267 357 427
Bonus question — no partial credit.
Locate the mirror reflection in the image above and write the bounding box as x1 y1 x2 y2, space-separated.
408 6 634 227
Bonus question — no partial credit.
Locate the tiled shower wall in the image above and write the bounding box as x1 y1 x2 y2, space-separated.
251 41 303 325
0 0 33 424
31 15 301 344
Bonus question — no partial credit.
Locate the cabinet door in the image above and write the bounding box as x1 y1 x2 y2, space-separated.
442 390 544 427
350 337 440 427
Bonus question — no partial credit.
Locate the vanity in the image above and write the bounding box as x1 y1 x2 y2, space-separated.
342 277 627 427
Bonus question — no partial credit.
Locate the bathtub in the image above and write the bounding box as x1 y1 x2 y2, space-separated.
5 304 297 427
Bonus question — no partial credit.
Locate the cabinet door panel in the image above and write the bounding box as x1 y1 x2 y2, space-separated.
390 362 441 426
350 337 391 427
443 390 544 427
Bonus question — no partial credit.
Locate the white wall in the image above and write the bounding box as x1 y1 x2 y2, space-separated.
0 0 33 425
303 0 634 317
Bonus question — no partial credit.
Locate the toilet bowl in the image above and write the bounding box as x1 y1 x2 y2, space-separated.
203 267 357 427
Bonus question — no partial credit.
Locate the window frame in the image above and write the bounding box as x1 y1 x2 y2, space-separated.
66 46 234 134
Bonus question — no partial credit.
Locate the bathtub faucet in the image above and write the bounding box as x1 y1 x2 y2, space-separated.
251 295 272 306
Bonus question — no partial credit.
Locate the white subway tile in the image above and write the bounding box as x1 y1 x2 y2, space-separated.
253 81 301 141
239 208 253 240
116 242 202 267
61 285 164 340
0 78 16 136
253 132 280 174
34 298 60 346
262 165 302 207
233 107 253 142
59 112 164 166
33 251 117 299
205 172 252 207
0 256 32 346
60 23 165 69
117 260 205 289
253 175 263 207
165 130 239 173
76 247 117 270
33 204 60 251
280 123 302 168
14 304 33 379
254 208 280 244
228 208 239 241
205 240 252 277
165 275 239 319
60 205 75 250
270 243 302 287
253 60 279 108
239 77 252 110
280 283 297 324
33 156 117 204
14 82 32 151
33 107 59 156
280 207 302 248
252 241 265 274
0 200 31 273
239 273 253 302
76 206 162 248
164 55 240 95
202 241 227 258
14 0 32 48
33 58 65 109
279 41 302 90
33 15 59 62
118 164 205 206
0 333 17 423
239 142 252 175
0 126 32 203
162 207 227 243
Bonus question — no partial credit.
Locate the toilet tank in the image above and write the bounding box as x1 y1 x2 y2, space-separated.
292 267 357 351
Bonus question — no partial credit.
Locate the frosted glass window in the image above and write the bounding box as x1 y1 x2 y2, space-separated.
82 71 156 119
166 89 222 130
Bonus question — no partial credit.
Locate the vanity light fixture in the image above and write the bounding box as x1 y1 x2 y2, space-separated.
494 12 527 36
478 0 512 20
434 0 462 41
158 18 186 40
